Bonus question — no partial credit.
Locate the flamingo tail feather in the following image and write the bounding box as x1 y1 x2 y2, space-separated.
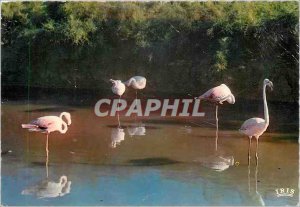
22 124 38 129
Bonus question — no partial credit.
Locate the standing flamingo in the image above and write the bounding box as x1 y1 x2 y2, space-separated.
124 76 146 99
239 79 273 164
110 79 126 97
21 112 71 177
110 79 126 127
124 76 146 125
196 84 235 150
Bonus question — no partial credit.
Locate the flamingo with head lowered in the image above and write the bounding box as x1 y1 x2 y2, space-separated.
110 79 126 97
110 79 126 127
124 76 146 99
196 84 235 149
197 83 235 122
240 79 273 165
21 112 71 176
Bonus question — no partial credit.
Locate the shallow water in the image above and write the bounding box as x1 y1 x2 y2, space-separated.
1 103 299 206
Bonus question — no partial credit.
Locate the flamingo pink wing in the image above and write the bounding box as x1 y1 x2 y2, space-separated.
32 117 56 130
201 86 225 102
211 87 225 101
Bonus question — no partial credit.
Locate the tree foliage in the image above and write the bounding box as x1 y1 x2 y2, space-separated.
1 2 299 101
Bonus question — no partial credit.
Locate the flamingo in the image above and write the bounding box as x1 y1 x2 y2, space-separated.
124 76 146 123
124 76 146 99
21 112 71 176
110 79 126 127
239 79 273 164
110 79 126 97
196 84 235 150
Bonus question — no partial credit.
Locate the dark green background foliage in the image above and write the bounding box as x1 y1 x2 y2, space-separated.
1 2 299 101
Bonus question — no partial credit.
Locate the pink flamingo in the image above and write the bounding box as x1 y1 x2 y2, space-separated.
239 79 273 164
124 76 146 99
124 76 146 122
110 79 126 97
22 112 71 176
124 76 146 90
197 84 235 150
110 79 126 127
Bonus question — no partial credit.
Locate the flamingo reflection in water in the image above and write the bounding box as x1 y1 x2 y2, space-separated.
201 155 234 172
195 127 235 172
22 175 72 199
127 123 146 137
195 117 235 171
110 127 125 148
247 141 265 206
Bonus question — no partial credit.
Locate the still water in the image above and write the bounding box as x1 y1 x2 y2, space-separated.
1 103 299 206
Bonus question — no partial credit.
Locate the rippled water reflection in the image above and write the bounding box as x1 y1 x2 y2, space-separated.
2 103 298 206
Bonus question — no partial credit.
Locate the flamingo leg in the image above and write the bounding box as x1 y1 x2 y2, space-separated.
248 160 251 193
248 136 252 166
255 137 259 166
215 105 219 152
117 95 121 128
248 136 252 193
135 90 138 101
135 90 138 122
215 128 218 152
46 133 49 178
255 157 259 193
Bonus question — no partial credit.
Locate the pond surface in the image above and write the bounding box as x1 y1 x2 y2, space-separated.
1 103 299 206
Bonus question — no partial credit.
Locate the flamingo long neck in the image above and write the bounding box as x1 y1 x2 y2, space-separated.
59 121 68 134
263 83 269 125
60 112 71 125
60 113 65 119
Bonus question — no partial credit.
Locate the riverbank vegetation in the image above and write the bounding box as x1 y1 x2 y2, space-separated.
1 2 299 102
